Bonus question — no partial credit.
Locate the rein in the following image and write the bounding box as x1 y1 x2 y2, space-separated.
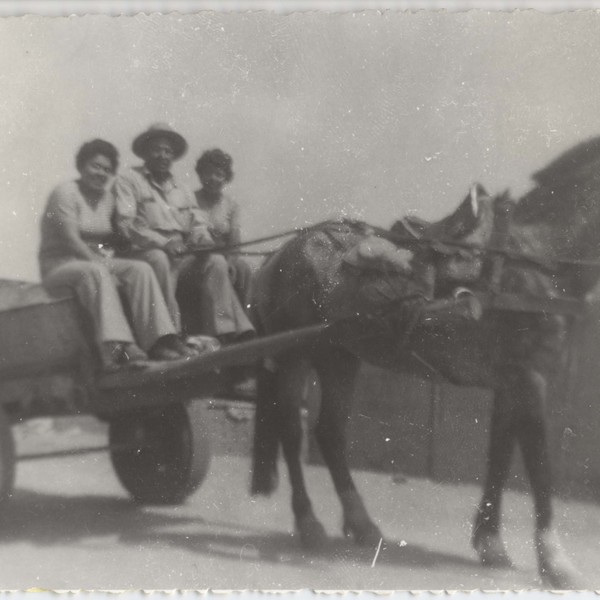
190 221 358 258
190 218 600 271
369 223 600 272
187 218 593 317
190 225 312 258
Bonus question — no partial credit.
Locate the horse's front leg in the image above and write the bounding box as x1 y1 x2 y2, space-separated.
472 376 517 569
276 355 327 550
513 368 579 589
314 347 382 548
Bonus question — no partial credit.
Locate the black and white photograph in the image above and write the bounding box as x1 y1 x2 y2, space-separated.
2 2 600 592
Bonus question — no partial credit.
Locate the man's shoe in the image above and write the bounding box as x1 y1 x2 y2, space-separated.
218 330 257 346
164 334 199 358
148 336 184 361
236 329 257 343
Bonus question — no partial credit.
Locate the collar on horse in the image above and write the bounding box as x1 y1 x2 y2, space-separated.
383 195 588 318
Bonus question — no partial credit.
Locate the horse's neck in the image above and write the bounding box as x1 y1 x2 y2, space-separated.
509 191 600 296
516 177 600 260
513 184 600 261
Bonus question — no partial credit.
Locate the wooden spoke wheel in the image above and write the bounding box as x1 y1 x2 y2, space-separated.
109 402 211 505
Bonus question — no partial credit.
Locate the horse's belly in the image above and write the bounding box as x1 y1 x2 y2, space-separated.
334 317 495 387
409 321 496 387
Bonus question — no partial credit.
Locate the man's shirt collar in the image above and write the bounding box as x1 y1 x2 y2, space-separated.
141 165 178 189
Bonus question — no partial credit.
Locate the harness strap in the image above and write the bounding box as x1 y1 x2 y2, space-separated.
481 195 513 293
476 292 586 317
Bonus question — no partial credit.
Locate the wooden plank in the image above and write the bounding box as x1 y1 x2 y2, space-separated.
0 370 90 418
97 323 329 391
92 371 225 417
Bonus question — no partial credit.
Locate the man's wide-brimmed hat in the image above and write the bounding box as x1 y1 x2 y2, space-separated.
132 122 188 160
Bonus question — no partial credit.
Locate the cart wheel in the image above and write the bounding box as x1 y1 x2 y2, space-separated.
109 402 211 505
0 407 15 504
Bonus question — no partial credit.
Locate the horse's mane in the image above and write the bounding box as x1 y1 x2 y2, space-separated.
514 135 600 223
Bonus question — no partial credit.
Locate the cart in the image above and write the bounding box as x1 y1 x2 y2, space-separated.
0 279 326 507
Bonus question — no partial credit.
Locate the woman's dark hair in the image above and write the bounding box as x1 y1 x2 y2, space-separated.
75 139 119 174
195 148 234 182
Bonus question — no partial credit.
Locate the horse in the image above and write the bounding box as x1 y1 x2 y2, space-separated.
249 136 600 588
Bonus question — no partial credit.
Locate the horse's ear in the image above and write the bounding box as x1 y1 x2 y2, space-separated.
468 183 490 218
429 183 486 239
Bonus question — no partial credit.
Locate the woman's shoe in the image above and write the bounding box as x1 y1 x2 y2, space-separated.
100 341 125 373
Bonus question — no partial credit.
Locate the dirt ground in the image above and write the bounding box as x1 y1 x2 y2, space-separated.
1 417 600 591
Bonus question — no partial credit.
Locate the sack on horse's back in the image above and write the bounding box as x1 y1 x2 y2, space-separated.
342 236 413 274
318 234 427 324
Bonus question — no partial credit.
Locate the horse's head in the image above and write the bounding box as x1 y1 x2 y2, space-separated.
513 136 600 298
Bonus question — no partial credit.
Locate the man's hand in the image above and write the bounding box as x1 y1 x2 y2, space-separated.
164 238 188 258
187 236 216 253
188 223 215 249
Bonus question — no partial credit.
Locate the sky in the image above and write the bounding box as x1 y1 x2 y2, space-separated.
2 9 600 281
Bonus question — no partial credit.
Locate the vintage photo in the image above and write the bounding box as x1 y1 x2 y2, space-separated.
1 6 600 591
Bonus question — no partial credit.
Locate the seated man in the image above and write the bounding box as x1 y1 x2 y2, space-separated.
114 123 255 343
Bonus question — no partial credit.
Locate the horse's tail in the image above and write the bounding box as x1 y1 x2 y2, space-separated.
251 363 280 495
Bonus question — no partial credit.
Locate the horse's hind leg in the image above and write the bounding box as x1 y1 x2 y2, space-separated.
472 378 517 569
251 365 280 496
276 355 328 550
314 347 383 547
512 368 578 589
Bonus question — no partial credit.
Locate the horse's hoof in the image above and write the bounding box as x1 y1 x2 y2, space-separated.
540 568 580 590
343 520 383 548
297 517 328 550
536 530 581 589
472 530 514 569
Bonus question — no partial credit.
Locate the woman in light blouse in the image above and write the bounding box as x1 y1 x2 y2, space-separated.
39 139 191 372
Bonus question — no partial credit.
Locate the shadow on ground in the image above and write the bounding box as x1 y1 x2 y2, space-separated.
0 487 483 573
